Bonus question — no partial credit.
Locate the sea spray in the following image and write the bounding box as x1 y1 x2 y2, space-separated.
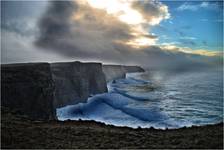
57 69 223 129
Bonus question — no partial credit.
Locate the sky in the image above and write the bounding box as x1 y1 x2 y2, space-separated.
154 1 223 52
1 0 223 70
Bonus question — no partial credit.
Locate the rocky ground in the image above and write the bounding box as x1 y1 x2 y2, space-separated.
1 107 223 149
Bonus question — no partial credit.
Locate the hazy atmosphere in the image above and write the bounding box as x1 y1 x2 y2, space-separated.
1 1 223 149
1 0 223 69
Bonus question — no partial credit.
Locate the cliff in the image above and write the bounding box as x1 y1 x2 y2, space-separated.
51 61 108 108
102 65 145 82
1 62 144 120
1 63 56 120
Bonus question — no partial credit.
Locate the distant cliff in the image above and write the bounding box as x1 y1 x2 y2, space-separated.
103 65 145 82
1 63 56 120
1 62 144 120
51 61 107 108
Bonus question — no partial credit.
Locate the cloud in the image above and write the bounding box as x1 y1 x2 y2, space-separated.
177 1 221 11
177 2 199 11
1 17 38 37
180 37 197 40
1 29 69 64
35 0 170 59
1 1 69 64
35 1 135 61
200 18 223 22
2 0 221 71
32 1 222 70
1 1 48 37
161 44 222 57
132 0 170 25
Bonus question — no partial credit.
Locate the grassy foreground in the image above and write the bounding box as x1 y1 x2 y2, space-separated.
1 107 223 149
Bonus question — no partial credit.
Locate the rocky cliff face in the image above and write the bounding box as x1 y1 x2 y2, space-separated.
51 61 108 108
1 63 56 120
102 65 145 82
1 62 144 120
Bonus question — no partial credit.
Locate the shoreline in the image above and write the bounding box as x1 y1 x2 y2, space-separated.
58 118 223 130
1 62 223 148
2 107 223 149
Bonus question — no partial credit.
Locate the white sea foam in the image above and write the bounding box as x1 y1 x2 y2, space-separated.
57 70 223 129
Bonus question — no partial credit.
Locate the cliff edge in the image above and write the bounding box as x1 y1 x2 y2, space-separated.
51 61 108 108
103 65 145 82
1 63 56 120
1 62 144 120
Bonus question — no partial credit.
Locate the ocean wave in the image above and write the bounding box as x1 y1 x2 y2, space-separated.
107 74 155 101
112 88 150 101
57 93 168 122
57 70 223 129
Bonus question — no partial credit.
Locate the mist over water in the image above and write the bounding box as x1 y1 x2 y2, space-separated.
57 68 223 129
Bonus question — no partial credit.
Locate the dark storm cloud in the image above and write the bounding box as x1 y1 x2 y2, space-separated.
1 1 70 64
35 1 77 52
35 1 135 61
34 1 221 70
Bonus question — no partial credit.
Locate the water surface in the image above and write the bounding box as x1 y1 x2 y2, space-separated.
57 69 223 129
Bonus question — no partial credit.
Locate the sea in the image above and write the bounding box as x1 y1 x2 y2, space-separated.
57 68 223 129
